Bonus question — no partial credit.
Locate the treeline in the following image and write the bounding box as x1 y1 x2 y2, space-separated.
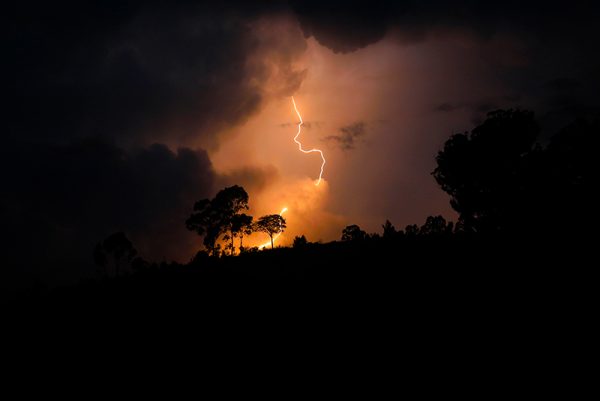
93 186 288 276
92 108 596 277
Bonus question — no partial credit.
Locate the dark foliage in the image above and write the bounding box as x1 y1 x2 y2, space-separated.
433 110 597 239
186 185 250 254
231 213 254 253
255 214 287 249
93 232 137 277
293 235 309 249
341 224 367 242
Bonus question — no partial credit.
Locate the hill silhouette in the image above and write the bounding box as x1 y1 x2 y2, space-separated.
3 109 596 326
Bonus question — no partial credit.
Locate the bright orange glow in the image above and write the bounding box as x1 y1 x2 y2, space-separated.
291 96 326 186
258 207 288 249
256 97 327 249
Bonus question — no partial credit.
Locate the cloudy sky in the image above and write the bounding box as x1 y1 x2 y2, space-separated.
5 0 600 287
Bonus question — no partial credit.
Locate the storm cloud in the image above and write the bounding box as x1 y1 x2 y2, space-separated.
7 1 307 148
291 1 599 52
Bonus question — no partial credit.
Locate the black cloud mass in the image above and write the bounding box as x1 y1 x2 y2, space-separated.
8 1 304 146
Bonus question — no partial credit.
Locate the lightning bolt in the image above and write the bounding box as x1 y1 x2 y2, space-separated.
256 97 324 249
292 96 326 186
258 207 288 250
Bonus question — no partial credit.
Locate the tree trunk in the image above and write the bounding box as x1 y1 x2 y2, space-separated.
270 235 274 249
230 229 235 255
239 235 243 251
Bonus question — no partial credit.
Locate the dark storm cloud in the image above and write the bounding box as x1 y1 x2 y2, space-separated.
2 138 215 290
8 0 599 147
290 1 600 52
290 0 391 53
8 0 600 142
324 122 366 150
7 1 305 147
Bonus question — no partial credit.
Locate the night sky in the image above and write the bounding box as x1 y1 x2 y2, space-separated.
5 1 600 289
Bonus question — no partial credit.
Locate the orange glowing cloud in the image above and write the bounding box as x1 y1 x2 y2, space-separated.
243 177 344 249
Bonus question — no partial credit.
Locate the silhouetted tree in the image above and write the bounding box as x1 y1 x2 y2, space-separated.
231 213 253 253
341 225 367 242
94 232 137 276
382 220 397 240
404 224 419 238
293 235 308 249
255 214 287 249
432 109 540 234
446 221 455 235
419 215 448 236
186 185 249 255
186 199 220 254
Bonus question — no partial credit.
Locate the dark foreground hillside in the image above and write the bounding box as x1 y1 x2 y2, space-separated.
6 236 592 324
3 235 593 392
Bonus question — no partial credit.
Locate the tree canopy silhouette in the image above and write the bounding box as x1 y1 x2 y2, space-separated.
94 232 137 276
419 215 452 237
432 109 540 234
293 235 308 249
186 185 250 255
255 214 287 249
382 220 397 240
433 109 597 238
231 213 253 253
341 225 367 242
